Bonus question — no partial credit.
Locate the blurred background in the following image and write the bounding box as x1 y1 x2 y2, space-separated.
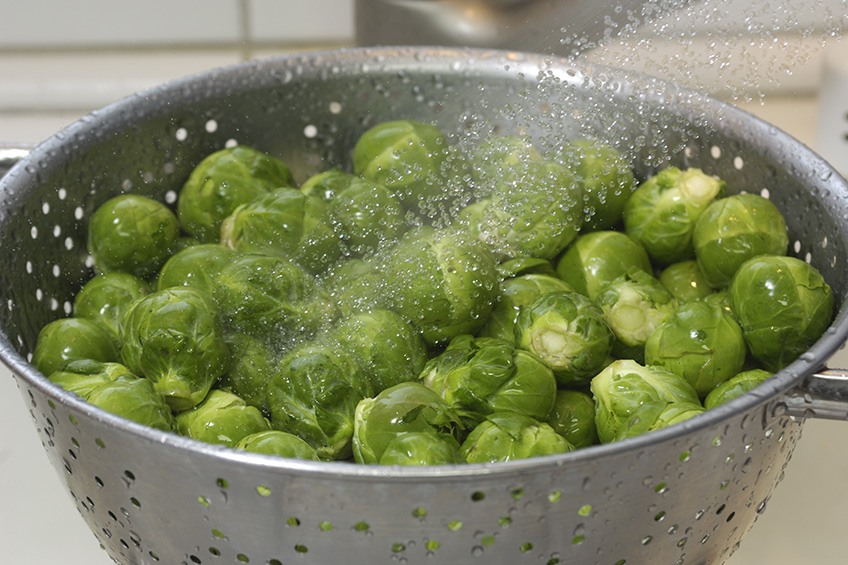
1 1 848 563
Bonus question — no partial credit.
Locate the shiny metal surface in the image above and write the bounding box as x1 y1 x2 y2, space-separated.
1 47 848 564
354 0 697 57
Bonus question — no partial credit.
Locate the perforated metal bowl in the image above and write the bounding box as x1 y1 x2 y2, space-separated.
2 47 848 565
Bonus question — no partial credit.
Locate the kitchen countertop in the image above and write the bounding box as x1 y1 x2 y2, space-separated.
1 84 847 564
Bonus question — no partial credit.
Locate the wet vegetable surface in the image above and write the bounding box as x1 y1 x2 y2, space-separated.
36 118 834 465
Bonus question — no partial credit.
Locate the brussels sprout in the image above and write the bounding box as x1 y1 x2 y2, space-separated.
693 193 789 288
459 412 573 463
478 273 573 344
352 382 464 465
323 257 387 315
595 269 678 363
48 359 135 399
332 309 428 393
213 253 333 344
234 430 321 460
545 389 598 449
590 359 700 443
218 332 278 413
378 432 462 466
176 389 270 447
554 231 652 300
74 272 152 343
623 167 726 264
704 369 772 409
644 301 746 398
88 194 181 278
658 260 715 303
156 243 238 293
267 341 372 460
468 134 545 197
49 360 173 431
702 290 735 317
352 119 468 214
514 290 614 387
177 145 293 242
220 187 343 274
121 287 230 412
646 402 706 433
380 226 500 346
330 177 405 256
300 168 357 202
420 334 557 427
553 138 636 231
462 159 583 260
496 256 557 279
32 318 119 377
729 255 834 371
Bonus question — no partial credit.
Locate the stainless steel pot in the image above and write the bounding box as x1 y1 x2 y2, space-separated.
1 47 848 565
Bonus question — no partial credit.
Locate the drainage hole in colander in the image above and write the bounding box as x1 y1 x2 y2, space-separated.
211 528 226 540
470 490 485 501
94 475 103 488
294 544 308 553
498 516 512 528
148 550 160 561
548 490 562 503
446 520 461 531
286 516 301 527
510 487 524 499
255 485 271 497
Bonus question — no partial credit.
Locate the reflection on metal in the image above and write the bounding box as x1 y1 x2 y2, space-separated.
354 0 696 58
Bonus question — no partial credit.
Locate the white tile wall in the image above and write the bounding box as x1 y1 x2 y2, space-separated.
249 0 355 43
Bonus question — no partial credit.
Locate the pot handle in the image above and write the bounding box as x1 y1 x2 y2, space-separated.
782 369 848 420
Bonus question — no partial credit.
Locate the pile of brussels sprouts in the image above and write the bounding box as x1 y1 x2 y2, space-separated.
33 118 835 465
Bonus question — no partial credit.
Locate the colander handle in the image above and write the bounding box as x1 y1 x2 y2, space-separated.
783 369 848 420
0 145 32 177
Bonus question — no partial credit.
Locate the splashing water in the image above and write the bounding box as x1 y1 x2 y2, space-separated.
581 0 848 103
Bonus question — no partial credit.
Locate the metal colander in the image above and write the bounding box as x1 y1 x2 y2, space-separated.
2 47 848 565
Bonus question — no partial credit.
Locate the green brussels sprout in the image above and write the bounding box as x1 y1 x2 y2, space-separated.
176 389 270 447
156 243 238 293
213 253 333 344
553 138 636 231
693 193 789 288
702 290 735 317
330 177 405 256
590 359 700 443
32 318 119 377
121 287 230 412
48 359 135 399
595 269 678 363
513 290 614 387
234 430 321 460
49 360 173 431
645 402 706 433
87 194 180 278
545 389 598 449
554 231 652 300
323 257 387 315
658 260 715 303
377 432 462 466
623 167 726 264
729 255 834 371
459 412 573 463
380 226 500 346
299 168 357 202
352 382 464 465
220 187 343 275
644 301 747 398
495 256 557 279
352 119 469 214
332 309 428 393
468 134 545 198
218 332 278 413
177 145 293 242
267 341 372 460
478 273 573 344
462 159 583 260
73 272 152 343
703 369 772 409
419 334 557 427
